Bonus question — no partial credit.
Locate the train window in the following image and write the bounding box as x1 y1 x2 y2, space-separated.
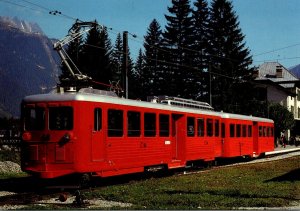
197 118 205 137
268 127 273 137
236 124 241 137
207 119 213 137
24 107 45 131
159 114 169 137
144 113 156 137
242 125 247 137
215 120 219 137
263 127 267 137
49 107 73 130
187 117 195 137
94 108 102 131
127 111 141 137
221 123 225 138
248 125 252 137
230 124 235 137
108 109 123 137
270 127 274 137
259 126 263 137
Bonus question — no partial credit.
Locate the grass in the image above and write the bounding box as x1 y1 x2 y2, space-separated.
0 156 298 210
0 172 28 179
85 156 300 210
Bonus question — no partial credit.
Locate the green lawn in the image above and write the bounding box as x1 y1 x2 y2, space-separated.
0 156 299 210
86 156 300 210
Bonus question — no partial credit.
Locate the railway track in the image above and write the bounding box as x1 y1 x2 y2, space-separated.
178 147 300 176
0 147 299 209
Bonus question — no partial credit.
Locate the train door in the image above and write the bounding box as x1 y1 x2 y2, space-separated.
214 119 223 157
171 114 185 161
253 121 259 156
91 107 105 161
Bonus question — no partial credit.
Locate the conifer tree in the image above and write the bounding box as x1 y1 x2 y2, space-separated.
192 0 210 101
143 19 163 98
111 33 123 83
81 23 112 89
131 49 144 99
163 0 194 98
207 0 252 111
125 46 135 98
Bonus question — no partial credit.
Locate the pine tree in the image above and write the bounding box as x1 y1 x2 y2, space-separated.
125 45 135 98
81 22 112 89
111 33 123 84
134 49 147 99
192 0 210 101
143 19 163 98
207 0 252 111
163 0 194 98
130 49 145 99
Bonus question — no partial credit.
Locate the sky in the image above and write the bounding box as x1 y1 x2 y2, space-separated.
1 0 300 69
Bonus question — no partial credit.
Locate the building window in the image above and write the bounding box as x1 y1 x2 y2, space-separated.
291 105 294 116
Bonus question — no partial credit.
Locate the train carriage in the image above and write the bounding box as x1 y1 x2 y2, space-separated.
219 113 274 158
21 88 274 179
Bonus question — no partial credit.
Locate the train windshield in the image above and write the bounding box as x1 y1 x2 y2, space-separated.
24 107 45 131
49 107 73 130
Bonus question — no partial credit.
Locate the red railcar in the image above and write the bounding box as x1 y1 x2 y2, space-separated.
21 88 274 179
219 113 274 158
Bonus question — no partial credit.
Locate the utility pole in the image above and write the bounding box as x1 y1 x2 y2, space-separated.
123 31 128 99
209 63 212 107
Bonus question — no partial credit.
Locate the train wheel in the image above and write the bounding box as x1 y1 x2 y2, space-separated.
78 173 92 188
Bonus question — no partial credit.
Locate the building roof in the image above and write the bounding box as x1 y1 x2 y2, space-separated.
256 62 299 82
255 62 300 91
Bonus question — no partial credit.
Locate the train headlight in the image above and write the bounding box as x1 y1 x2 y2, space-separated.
22 132 32 141
63 133 71 141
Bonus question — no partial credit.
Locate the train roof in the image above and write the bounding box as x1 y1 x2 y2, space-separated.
23 91 217 116
23 89 273 123
219 112 273 123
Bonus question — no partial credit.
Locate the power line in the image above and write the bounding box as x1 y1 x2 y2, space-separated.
253 43 300 57
2 0 250 64
1 0 251 80
254 56 300 64
0 0 46 14
20 0 78 21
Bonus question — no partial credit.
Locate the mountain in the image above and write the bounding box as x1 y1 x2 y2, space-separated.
289 64 300 79
0 16 61 118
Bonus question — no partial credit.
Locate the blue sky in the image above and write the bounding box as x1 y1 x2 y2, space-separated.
1 0 300 68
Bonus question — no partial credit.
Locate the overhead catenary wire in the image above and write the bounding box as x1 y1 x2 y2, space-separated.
2 0 299 79
4 0 298 66
253 43 300 57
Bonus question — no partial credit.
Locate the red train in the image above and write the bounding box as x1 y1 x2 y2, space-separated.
21 88 274 179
